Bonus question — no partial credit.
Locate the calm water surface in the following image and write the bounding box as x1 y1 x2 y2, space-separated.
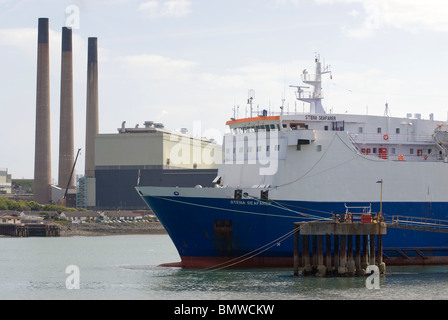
1 235 448 300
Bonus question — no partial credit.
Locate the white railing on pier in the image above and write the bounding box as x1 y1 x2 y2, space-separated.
389 215 448 233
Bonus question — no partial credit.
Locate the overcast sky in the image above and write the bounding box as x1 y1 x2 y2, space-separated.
2 0 448 181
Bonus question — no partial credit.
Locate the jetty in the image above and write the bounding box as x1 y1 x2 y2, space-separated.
293 221 387 277
0 223 60 237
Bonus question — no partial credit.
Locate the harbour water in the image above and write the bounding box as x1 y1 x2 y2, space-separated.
1 234 448 301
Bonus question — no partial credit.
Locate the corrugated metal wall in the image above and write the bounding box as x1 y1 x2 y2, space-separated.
95 168 217 210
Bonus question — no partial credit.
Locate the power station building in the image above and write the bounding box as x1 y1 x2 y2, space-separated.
81 122 220 210
0 168 12 194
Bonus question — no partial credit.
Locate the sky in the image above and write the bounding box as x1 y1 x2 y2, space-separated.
2 0 448 181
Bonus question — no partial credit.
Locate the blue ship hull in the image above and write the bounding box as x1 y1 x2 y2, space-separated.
140 193 448 268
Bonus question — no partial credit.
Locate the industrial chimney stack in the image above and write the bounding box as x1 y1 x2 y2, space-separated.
85 37 98 179
34 18 52 204
58 26 75 190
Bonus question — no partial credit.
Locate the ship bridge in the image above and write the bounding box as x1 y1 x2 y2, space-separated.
226 116 282 134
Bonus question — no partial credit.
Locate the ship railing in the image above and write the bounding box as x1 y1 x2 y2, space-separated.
301 73 320 82
388 154 439 162
389 215 448 232
350 133 434 144
294 91 323 100
344 204 372 212
359 153 441 162
341 204 379 223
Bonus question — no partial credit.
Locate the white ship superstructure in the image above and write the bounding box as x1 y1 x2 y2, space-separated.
218 56 448 202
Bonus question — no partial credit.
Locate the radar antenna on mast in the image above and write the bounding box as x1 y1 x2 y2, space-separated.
290 54 331 114
289 85 310 99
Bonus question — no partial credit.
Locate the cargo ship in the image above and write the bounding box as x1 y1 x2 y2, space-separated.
137 56 448 268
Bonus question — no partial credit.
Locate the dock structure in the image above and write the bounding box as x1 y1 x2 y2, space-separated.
0 224 60 237
27 224 60 237
0 224 28 237
293 221 387 277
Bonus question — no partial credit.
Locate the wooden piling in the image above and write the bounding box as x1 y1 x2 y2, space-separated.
316 235 325 277
347 235 356 276
302 235 312 275
362 235 369 270
377 234 386 274
370 235 376 266
294 228 299 276
334 235 339 273
326 235 332 275
339 235 347 275
355 235 363 275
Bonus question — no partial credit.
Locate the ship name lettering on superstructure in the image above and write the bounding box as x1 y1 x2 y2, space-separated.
305 115 337 121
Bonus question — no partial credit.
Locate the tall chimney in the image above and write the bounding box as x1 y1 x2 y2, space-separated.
34 18 52 204
85 37 98 178
58 27 75 190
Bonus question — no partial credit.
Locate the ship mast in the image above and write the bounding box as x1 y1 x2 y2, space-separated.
291 54 331 114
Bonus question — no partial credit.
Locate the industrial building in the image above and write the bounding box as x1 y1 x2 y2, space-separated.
0 168 12 194
85 122 220 210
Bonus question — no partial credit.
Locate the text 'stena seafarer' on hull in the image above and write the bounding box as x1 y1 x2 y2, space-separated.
137 55 448 269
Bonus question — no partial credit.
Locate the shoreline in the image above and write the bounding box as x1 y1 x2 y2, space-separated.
58 222 167 237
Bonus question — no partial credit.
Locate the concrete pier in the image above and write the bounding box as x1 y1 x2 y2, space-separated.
293 222 387 277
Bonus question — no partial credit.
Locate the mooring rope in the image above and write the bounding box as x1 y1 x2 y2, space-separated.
204 218 329 272
203 226 300 272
